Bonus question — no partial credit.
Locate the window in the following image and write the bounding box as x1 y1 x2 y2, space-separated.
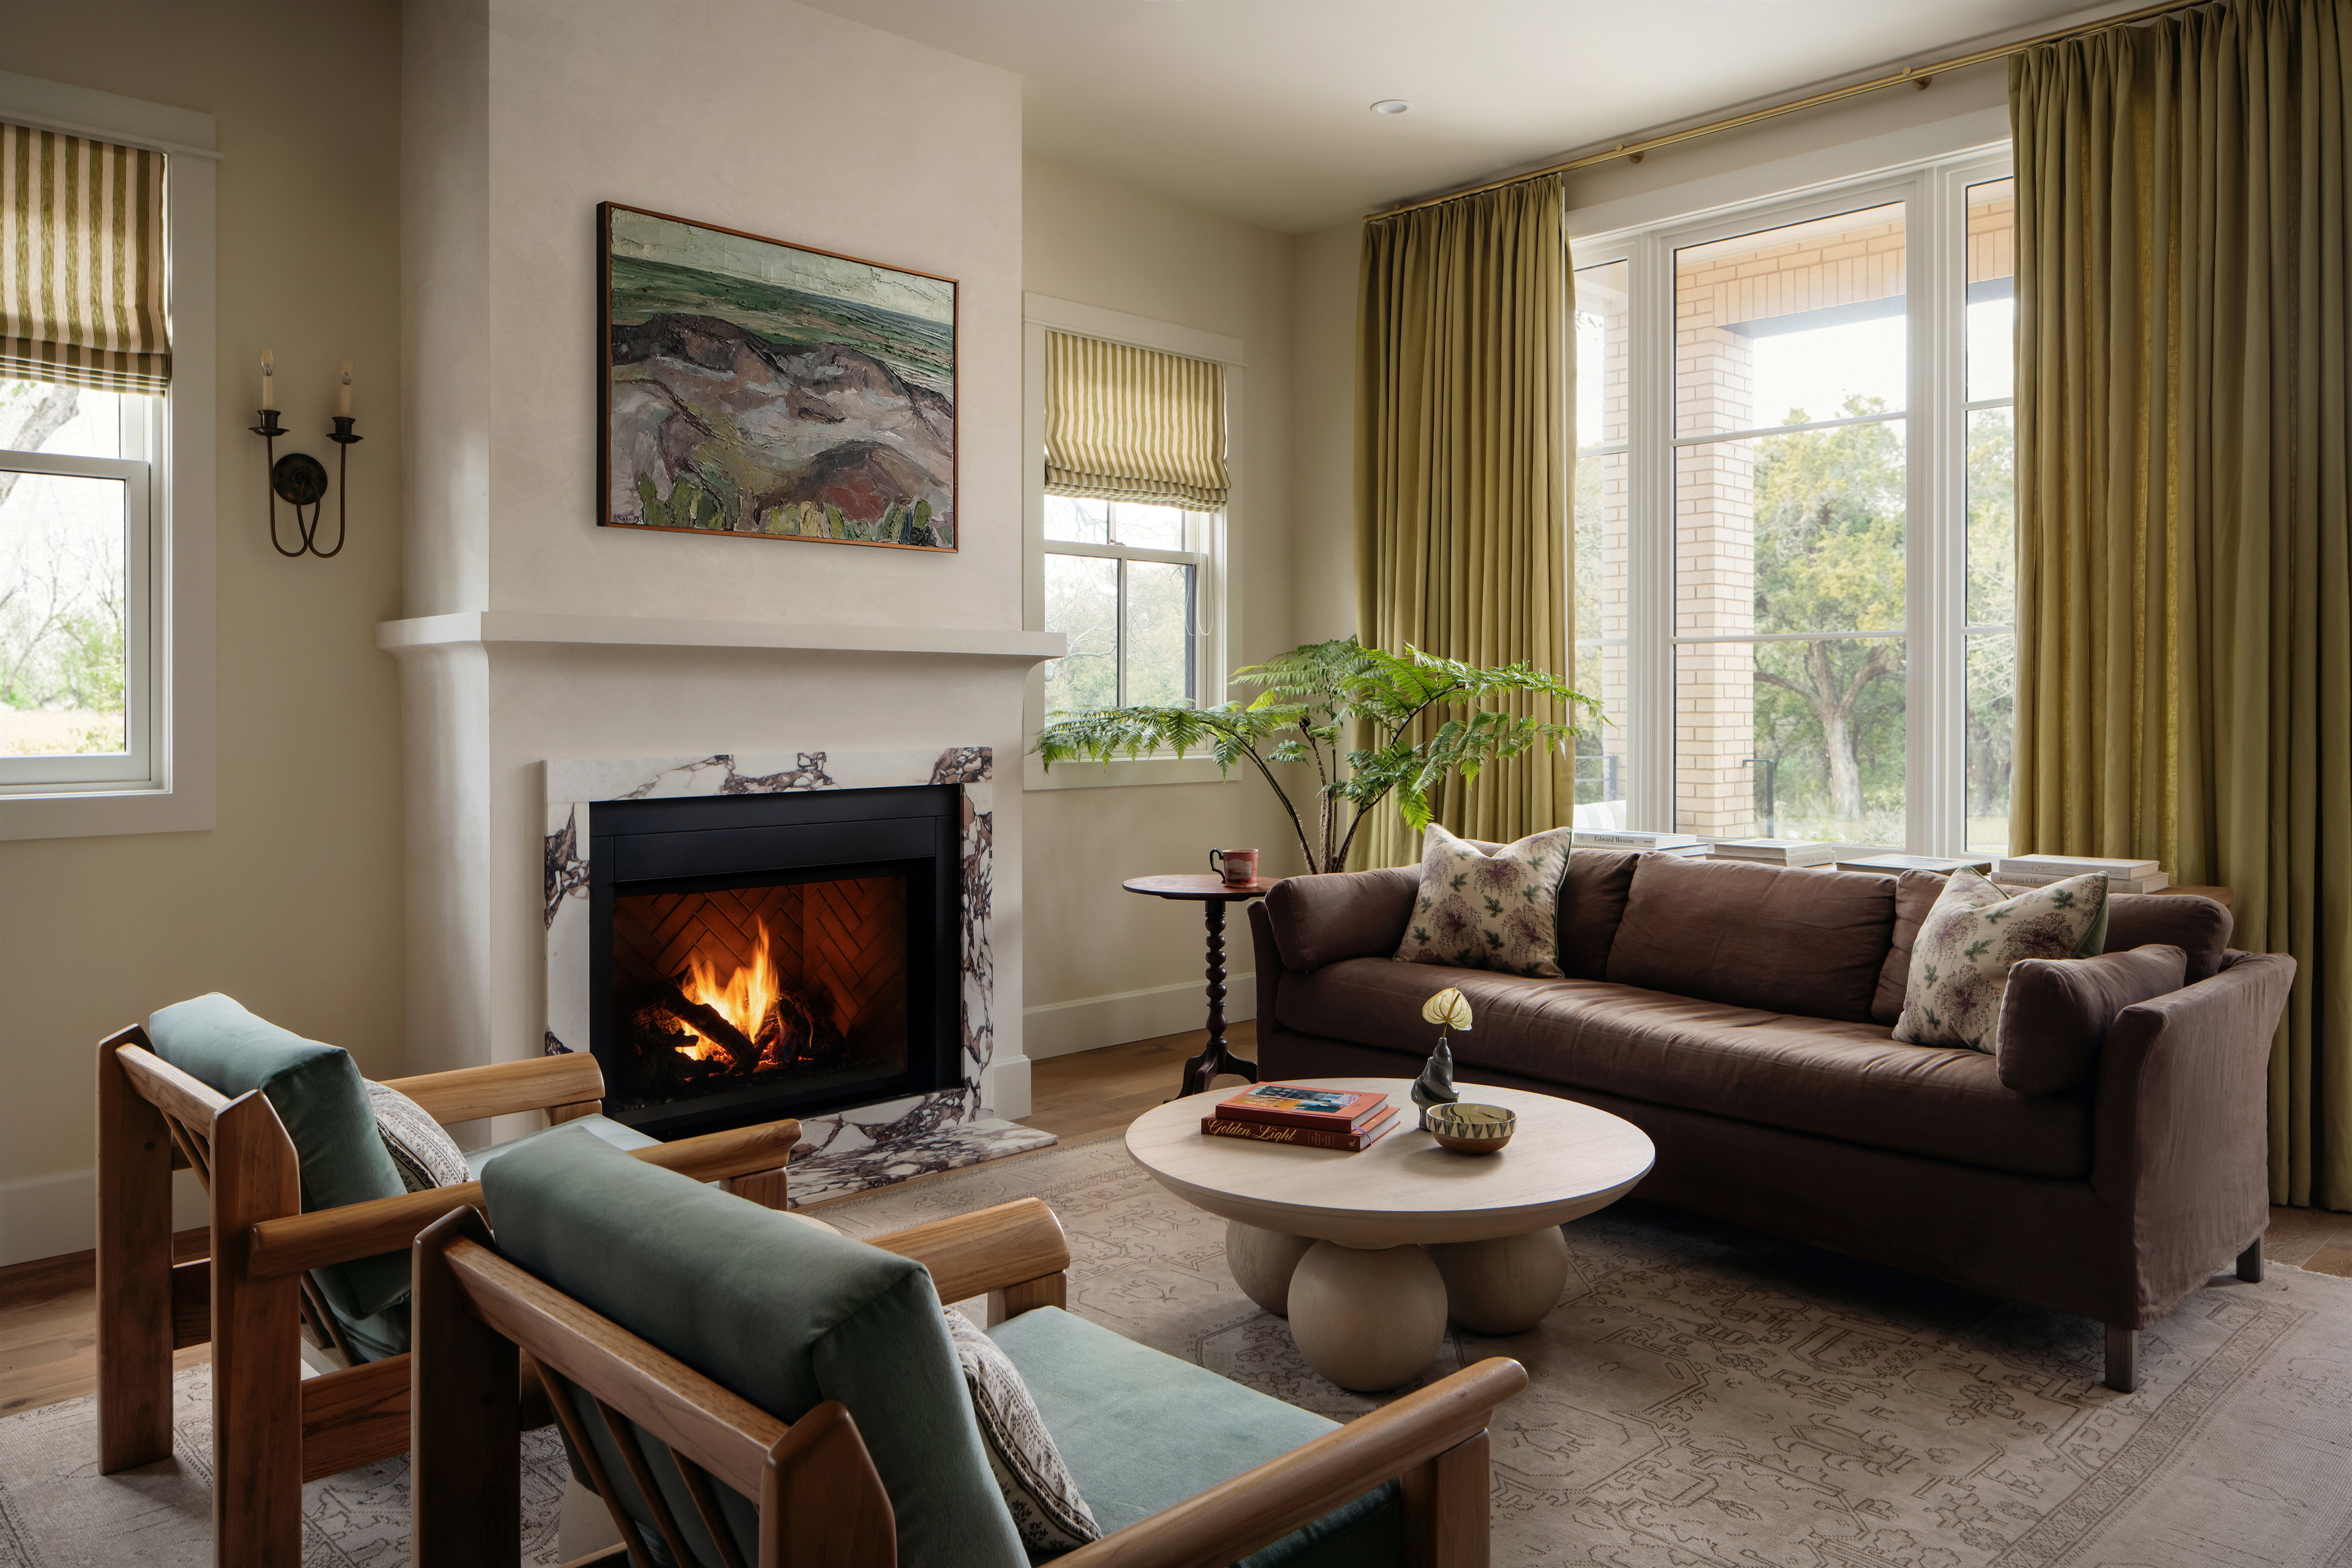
0 381 156 785
1022 297 1240 789
0 86 217 839
1571 148 2014 853
1041 496 1205 713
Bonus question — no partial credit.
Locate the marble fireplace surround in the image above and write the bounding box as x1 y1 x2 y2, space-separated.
543 746 1054 1204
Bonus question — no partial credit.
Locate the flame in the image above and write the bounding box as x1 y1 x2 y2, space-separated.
677 927 780 1061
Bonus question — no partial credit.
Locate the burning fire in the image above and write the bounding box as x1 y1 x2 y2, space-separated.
677 927 781 1062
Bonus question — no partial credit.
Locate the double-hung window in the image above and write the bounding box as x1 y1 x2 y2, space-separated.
1571 147 2015 853
1025 315 1234 749
0 102 209 835
1041 496 1206 712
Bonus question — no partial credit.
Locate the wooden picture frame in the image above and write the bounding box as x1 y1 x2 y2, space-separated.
597 202 958 551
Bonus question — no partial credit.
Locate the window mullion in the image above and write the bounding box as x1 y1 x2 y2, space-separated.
1114 557 1129 706
1908 168 1963 856
1627 229 1676 832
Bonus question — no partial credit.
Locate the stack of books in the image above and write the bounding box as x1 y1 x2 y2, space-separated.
1708 837 1845 869
1832 853 1997 875
1571 829 1703 855
1993 854 2170 894
1202 1084 1399 1151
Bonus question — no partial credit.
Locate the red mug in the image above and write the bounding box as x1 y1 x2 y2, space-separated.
1209 848 1259 886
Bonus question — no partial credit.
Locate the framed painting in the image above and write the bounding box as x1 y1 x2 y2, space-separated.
598 202 957 550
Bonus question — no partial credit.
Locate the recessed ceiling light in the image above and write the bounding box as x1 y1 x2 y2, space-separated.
1370 100 1412 116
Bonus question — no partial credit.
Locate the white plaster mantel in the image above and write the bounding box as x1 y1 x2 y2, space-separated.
376 611 1066 662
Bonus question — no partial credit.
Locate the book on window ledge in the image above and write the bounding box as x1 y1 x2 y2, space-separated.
1571 829 1702 852
1833 853 1998 875
1707 837 1845 868
1202 1104 1400 1152
1214 1083 1389 1132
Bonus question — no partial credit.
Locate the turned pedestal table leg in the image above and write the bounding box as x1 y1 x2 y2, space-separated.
1288 1240 1449 1392
1431 1227 1570 1335
1175 899 1259 1098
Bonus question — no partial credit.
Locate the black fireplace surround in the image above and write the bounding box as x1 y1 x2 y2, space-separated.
587 785 960 1140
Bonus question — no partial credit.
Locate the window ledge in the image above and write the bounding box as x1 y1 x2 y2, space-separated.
1024 753 1238 791
0 774 214 841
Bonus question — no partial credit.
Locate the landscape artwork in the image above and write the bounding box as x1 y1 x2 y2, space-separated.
600 203 957 550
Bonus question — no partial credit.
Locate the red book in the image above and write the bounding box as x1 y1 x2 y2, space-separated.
1215 1084 1389 1133
1202 1104 1400 1152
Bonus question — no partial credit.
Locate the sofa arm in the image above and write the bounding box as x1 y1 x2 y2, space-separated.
1261 867 1419 972
2092 949 2294 1323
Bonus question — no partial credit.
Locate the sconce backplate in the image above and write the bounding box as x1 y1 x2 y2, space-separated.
271 452 330 507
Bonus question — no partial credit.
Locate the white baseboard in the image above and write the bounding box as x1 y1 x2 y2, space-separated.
0 1166 209 1268
1023 973 1256 1061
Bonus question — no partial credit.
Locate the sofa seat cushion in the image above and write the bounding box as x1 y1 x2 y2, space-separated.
462 1112 658 1178
1277 960 2089 1177
988 1306 1398 1567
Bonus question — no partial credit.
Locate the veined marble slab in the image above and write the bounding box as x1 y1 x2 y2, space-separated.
786 1117 1058 1209
543 746 1017 1179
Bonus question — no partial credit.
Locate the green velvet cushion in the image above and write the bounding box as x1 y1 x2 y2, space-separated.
462 1112 657 1178
147 994 412 1324
987 1307 1400 1567
480 1129 1027 1568
323 1115 666 1364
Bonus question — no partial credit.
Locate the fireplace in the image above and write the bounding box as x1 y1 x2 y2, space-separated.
584 783 961 1139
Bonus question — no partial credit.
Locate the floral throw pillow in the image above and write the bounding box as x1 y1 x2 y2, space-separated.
1893 867 2110 1053
1394 824 1575 978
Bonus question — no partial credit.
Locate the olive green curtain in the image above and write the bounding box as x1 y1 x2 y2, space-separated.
2011 0 2352 1208
1354 178 1573 869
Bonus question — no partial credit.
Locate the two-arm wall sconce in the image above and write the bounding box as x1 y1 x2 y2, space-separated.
251 349 361 558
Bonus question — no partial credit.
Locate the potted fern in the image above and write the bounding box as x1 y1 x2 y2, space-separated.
1034 637 1600 875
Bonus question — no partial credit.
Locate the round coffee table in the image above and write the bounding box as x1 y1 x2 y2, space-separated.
1125 1078 1654 1391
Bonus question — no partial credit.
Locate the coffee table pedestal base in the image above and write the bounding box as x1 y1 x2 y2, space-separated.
1431 1228 1571 1335
1227 1222 1571 1392
1226 1221 1316 1316
1288 1240 1448 1393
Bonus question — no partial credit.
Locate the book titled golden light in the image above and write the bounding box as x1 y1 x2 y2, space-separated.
1200 1104 1400 1152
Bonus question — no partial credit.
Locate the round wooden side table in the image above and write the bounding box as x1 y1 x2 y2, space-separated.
1123 873 1279 1098
1126 1077 1655 1391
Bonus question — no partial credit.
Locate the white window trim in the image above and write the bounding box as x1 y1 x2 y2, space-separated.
0 69 216 840
1022 293 1243 793
1571 139 2013 855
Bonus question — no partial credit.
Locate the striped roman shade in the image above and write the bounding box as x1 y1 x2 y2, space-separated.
1043 330 1227 508
0 123 169 394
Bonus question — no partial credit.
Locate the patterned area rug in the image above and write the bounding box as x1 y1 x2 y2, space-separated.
0 1366 569 1566
817 1133 2352 1567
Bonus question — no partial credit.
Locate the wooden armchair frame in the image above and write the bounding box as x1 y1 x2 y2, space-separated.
94 1023 802 1568
412 1195 1529 1568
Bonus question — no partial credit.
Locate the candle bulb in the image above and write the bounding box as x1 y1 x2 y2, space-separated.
261 347 274 412
339 358 352 418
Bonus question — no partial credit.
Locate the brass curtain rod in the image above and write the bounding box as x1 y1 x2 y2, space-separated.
1366 0 2218 221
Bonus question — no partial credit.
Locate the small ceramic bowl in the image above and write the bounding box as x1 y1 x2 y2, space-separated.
1427 1102 1515 1155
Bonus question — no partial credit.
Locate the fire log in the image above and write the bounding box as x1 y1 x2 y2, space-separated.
650 973 763 1073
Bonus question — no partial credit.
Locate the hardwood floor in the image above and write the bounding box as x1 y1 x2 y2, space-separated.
1 1013 2341 1422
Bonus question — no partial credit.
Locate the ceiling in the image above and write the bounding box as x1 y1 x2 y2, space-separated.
802 1 2101 233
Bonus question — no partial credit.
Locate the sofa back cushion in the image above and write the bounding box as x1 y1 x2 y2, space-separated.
2107 893 2233 981
1996 943 2187 1094
1606 856 1896 1023
148 993 413 1327
483 1129 1027 1568
1559 849 1640 978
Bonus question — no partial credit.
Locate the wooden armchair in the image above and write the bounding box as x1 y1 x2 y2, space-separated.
412 1187 1528 1567
95 1020 801 1568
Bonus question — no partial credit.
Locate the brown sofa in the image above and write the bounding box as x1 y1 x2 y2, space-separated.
1248 851 2297 1392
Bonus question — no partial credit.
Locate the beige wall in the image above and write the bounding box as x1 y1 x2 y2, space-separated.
0 1 407 1260
1019 159 1304 1054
